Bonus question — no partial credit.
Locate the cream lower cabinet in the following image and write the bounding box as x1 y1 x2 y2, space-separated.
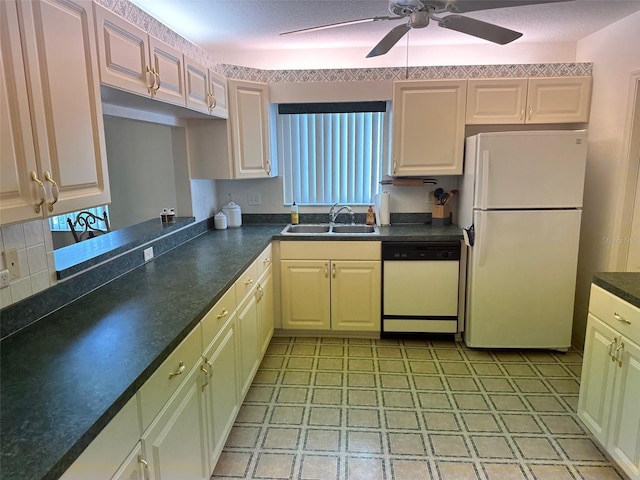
578 284 640 480
141 358 209 480
1 0 110 226
391 79 466 176
280 242 381 332
466 76 592 124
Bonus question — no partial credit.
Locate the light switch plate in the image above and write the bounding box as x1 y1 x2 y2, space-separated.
3 249 20 280
248 192 262 206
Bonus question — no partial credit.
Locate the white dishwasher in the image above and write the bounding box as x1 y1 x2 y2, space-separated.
382 242 460 335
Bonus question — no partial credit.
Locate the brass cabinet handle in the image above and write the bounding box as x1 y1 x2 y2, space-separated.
138 454 150 480
324 263 328 277
266 161 272 176
614 312 631 325
607 337 617 361
257 283 264 301
168 361 185 379
245 278 254 285
263 257 271 264
30 171 45 213
528 104 533 120
146 66 156 95
519 105 524 120
332 263 336 279
43 171 58 211
216 308 229 320
392 160 397 175
614 342 625 367
207 92 217 111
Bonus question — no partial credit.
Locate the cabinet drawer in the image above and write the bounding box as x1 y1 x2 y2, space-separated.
257 244 273 279
202 286 237 350
281 241 381 260
590 284 640 344
236 261 259 302
139 324 202 431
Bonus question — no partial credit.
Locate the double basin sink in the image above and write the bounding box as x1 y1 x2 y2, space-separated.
281 224 379 235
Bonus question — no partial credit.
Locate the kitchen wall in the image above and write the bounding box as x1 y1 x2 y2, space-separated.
572 11 640 348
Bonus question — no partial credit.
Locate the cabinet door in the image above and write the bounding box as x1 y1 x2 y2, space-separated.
203 318 239 471
148 36 186 107
392 79 466 176
0 0 41 226
228 79 273 178
526 77 592 123
111 443 147 480
185 57 210 114
258 270 274 356
578 314 619 446
281 260 331 330
331 261 381 332
208 70 228 119
94 4 151 97
465 78 527 124
141 363 209 480
237 292 260 398
607 335 640 480
19 0 110 216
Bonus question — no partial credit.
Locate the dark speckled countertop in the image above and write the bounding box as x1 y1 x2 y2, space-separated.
0 223 461 480
593 272 640 308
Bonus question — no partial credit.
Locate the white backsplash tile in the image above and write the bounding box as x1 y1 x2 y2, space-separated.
26 244 48 275
1 220 57 309
23 220 44 247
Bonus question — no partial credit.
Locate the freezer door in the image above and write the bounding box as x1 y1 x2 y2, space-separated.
465 209 581 349
473 131 587 209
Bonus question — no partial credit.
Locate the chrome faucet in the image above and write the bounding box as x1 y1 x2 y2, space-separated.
329 203 354 224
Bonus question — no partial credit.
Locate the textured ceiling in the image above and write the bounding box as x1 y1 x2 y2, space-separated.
129 0 640 63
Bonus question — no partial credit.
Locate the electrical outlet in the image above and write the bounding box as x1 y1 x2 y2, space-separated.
0 269 9 289
3 249 20 279
144 247 154 262
248 192 262 206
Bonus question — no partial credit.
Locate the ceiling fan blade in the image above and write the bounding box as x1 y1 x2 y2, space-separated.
446 0 573 14
366 23 412 58
280 16 396 35
438 15 522 45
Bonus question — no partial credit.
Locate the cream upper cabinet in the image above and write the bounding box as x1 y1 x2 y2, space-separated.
95 3 185 107
280 242 381 332
392 79 466 176
1 0 110 227
578 284 640 480
187 78 274 179
466 78 528 124
185 57 229 118
228 79 273 178
466 76 592 124
208 70 229 119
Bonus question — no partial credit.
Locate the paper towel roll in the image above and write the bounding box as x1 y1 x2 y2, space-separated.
377 192 391 226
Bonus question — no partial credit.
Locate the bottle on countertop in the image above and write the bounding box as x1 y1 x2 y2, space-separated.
366 205 375 225
291 201 299 224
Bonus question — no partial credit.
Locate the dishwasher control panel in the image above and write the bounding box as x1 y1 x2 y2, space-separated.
382 242 460 261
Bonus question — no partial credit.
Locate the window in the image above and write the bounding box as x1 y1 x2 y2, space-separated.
277 102 388 206
48 205 109 232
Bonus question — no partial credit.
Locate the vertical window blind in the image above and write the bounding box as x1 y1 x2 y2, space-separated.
277 105 386 206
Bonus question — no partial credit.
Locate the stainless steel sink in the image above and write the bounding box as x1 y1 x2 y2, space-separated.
281 224 379 235
331 225 377 234
285 224 331 234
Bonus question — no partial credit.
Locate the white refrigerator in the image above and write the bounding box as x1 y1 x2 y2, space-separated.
457 130 588 349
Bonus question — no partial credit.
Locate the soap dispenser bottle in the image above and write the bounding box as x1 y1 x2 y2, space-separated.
366 205 375 225
291 201 299 224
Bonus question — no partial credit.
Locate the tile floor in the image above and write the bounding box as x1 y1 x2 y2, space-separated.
212 337 626 480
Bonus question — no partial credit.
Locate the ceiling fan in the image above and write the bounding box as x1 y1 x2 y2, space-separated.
281 0 573 58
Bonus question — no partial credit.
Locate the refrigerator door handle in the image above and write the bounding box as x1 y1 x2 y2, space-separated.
476 213 487 267
480 151 490 209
